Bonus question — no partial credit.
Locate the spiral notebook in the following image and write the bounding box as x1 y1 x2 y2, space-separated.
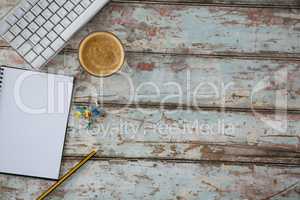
0 66 74 180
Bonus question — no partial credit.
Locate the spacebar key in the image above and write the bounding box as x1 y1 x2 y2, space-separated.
60 0 109 41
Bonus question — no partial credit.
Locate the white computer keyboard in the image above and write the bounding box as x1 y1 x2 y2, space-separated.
0 0 109 69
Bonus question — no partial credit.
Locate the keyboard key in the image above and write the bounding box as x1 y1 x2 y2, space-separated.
21 29 32 39
54 24 64 34
57 7 68 18
56 0 67 6
18 42 32 56
17 18 28 29
31 4 43 16
35 15 46 25
14 8 25 19
19 1 33 12
61 18 71 28
33 44 44 54
38 0 49 10
81 0 92 8
67 11 78 21
10 25 22 36
40 37 51 48
6 15 18 25
64 1 75 12
47 31 58 41
74 4 85 15
37 27 47 38
44 21 54 31
51 37 64 51
0 21 11 35
50 14 61 25
42 9 52 20
24 12 35 22
30 34 41 45
42 47 55 60
32 56 46 69
28 22 39 32
49 2 60 13
3 31 15 42
24 50 38 62
10 35 25 49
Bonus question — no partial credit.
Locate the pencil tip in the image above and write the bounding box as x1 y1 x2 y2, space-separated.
92 149 98 154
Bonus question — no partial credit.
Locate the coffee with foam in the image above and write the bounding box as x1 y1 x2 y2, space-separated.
79 32 125 77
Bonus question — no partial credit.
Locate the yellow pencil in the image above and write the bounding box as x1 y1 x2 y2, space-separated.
36 150 97 200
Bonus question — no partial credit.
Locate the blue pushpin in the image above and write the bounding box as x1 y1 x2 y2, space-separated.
91 107 102 118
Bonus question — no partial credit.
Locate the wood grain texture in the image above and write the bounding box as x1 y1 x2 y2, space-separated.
1 0 300 11
1 50 299 164
62 104 300 164
1 3 300 57
1 49 300 110
0 43 299 165
127 0 300 7
76 3 300 57
0 1 299 199
2 49 299 164
1 160 300 200
122 0 300 8
124 0 300 7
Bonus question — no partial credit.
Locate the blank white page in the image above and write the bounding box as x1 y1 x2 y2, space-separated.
0 67 73 180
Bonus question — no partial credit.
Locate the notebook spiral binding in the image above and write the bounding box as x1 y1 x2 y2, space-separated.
0 66 4 90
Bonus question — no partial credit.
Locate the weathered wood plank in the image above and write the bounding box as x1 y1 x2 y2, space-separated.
2 0 300 7
128 0 300 8
128 0 300 7
2 3 299 57
1 49 300 110
2 50 297 164
1 3 300 56
78 3 300 56
1 50 299 164
1 0 299 11
1 160 300 199
30 0 300 6
61 104 300 164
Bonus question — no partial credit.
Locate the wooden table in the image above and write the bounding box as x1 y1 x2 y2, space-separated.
1 0 300 199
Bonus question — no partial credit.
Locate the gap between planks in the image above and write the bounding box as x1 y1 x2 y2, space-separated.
67 49 300 62
1 0 299 9
0 47 299 113
1 46 300 62
73 101 300 114
112 0 300 9
63 156 300 167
